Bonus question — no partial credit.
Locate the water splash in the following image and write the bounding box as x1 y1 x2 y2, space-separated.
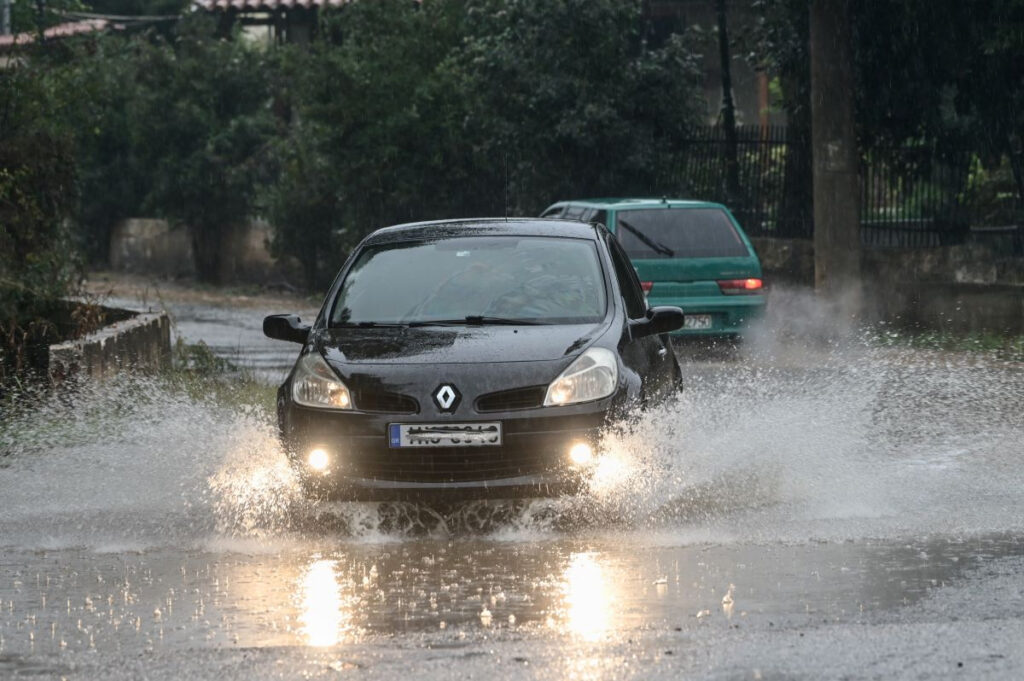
1 328 1022 549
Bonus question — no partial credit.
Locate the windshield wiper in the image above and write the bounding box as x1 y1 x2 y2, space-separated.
407 316 545 327
466 315 545 325
618 218 675 257
332 321 407 328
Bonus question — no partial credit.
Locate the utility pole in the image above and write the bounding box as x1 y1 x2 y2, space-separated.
810 0 861 312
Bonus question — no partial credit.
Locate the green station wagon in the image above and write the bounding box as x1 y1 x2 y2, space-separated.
541 198 765 337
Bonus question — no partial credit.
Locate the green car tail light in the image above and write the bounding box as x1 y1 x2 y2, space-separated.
717 278 764 295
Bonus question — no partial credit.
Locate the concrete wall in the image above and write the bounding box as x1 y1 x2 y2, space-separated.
110 219 196 278
220 219 279 283
109 218 292 284
752 237 1024 333
48 308 171 381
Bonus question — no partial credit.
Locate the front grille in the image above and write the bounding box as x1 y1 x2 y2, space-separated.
354 390 419 414
343 446 559 482
475 386 546 412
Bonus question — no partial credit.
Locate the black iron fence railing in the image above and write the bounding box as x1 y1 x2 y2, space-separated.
671 126 1023 253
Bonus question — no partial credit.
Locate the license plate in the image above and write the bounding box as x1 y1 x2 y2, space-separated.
684 314 713 330
388 423 502 448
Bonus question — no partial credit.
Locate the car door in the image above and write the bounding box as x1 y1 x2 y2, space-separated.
603 233 675 401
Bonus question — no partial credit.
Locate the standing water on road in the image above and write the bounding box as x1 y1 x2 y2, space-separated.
1 287 1022 679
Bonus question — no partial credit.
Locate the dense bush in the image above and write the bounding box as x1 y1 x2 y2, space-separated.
0 66 81 381
268 0 704 287
8 0 707 290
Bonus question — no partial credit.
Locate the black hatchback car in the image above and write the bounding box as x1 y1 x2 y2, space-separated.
264 218 684 500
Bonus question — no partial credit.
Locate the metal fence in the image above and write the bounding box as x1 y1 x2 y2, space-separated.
672 126 1023 252
859 143 972 248
672 125 810 239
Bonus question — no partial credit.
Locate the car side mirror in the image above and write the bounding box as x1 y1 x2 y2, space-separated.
631 306 685 339
263 314 311 344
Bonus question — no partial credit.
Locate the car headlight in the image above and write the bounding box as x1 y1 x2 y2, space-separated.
292 352 352 409
544 347 618 406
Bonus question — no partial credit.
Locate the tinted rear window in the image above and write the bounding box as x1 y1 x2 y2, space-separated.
615 208 750 259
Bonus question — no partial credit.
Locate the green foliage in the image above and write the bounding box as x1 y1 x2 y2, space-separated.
9 0 88 36
269 0 704 282
167 338 276 411
0 65 82 380
450 0 703 212
753 0 1024 158
87 0 190 16
43 35 152 263
10 1 706 291
138 17 277 283
264 120 341 290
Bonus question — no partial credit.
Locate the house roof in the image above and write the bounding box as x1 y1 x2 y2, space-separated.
193 0 352 10
0 19 115 48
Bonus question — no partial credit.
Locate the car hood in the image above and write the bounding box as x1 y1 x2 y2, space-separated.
319 323 604 365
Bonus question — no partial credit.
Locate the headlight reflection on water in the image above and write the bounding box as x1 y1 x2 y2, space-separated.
298 558 352 647
561 553 613 641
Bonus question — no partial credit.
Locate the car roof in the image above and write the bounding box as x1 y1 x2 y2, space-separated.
362 218 602 246
549 198 727 210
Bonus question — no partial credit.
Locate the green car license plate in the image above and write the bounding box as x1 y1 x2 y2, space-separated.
683 314 712 330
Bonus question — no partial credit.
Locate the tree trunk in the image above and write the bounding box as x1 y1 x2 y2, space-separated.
190 225 224 285
780 72 813 239
810 0 861 309
716 0 741 203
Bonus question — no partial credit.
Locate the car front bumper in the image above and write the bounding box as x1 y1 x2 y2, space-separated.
282 402 609 501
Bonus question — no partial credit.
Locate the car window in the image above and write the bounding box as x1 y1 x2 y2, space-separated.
615 208 750 259
606 236 647 319
563 205 587 220
590 210 607 227
540 205 564 218
331 236 608 325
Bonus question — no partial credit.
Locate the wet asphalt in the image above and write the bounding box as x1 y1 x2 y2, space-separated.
1 288 1022 679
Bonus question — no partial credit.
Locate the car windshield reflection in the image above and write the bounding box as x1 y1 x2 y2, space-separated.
330 236 608 327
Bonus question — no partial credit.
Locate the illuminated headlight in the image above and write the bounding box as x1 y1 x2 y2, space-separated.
568 442 595 466
307 448 330 471
292 352 352 409
544 348 618 406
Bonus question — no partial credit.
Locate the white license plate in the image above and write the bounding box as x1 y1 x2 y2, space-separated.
388 423 502 448
684 314 713 330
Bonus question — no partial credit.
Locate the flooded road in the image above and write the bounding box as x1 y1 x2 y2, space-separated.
2 284 1023 679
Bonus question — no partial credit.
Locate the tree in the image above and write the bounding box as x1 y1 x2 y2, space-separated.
448 0 704 213
265 119 340 290
716 0 741 202
41 34 152 263
0 65 80 379
136 18 277 283
810 0 860 301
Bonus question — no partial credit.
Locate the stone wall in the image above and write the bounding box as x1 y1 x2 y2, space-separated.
752 237 1024 333
110 219 195 278
109 218 293 284
48 308 171 381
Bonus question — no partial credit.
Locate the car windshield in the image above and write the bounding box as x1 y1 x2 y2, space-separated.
330 236 607 326
616 208 750 259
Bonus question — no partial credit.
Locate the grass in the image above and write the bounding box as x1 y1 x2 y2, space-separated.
1 339 277 458
165 338 278 414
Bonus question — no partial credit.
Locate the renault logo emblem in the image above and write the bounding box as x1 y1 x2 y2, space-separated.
433 384 460 412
